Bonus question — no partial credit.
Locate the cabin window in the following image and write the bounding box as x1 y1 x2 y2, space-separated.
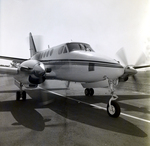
89 63 94 71
50 49 53 56
38 53 40 59
43 52 46 58
39 53 41 59
42 53 44 58
46 51 49 57
49 49 52 56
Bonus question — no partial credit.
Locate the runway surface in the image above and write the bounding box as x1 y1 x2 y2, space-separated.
0 76 150 146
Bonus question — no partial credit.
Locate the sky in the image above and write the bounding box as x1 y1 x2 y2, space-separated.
0 0 150 65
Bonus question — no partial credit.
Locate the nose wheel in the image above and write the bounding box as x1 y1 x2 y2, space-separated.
107 100 120 118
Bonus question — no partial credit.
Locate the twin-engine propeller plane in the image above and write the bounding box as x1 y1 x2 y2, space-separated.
0 33 150 118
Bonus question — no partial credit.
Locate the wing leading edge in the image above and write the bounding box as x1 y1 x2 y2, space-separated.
0 66 18 75
0 56 27 63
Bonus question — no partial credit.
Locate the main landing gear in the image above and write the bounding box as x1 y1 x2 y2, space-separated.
16 83 26 101
84 88 94 96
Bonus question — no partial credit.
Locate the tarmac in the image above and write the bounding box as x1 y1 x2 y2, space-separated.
0 75 150 146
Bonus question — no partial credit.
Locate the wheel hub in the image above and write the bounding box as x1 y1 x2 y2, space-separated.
108 105 116 115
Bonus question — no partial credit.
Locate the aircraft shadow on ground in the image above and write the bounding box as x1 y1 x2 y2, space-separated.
46 97 147 137
67 95 150 114
0 92 148 137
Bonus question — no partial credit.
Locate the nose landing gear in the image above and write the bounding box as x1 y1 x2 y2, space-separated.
84 78 120 117
106 78 121 118
107 94 120 118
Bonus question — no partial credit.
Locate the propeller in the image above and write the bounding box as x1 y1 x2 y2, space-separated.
116 48 147 91
116 47 128 66
20 60 46 84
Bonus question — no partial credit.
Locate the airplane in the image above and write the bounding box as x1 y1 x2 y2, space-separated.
0 33 150 118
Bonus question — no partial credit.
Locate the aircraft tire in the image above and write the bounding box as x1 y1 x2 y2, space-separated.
89 88 94 96
85 88 90 96
16 91 20 101
22 91 26 101
107 101 120 118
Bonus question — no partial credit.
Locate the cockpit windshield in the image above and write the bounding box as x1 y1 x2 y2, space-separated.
67 43 94 52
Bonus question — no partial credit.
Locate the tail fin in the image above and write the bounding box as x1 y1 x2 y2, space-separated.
29 32 37 57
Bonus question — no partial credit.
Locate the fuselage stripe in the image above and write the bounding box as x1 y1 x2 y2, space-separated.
38 59 123 68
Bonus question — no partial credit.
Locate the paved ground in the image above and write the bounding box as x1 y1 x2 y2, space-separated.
0 76 150 146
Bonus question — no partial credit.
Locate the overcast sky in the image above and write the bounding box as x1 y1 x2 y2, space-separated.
0 0 150 65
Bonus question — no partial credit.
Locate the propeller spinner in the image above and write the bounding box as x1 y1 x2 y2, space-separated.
116 48 146 90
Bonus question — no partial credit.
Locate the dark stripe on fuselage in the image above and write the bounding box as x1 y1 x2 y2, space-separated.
39 59 123 68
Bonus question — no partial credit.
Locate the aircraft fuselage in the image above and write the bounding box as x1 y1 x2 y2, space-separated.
31 42 124 82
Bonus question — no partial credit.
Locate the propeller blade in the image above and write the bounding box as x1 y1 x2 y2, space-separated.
135 52 146 66
116 47 128 66
132 75 137 82
131 75 141 91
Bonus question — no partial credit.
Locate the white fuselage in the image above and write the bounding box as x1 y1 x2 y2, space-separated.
31 42 124 83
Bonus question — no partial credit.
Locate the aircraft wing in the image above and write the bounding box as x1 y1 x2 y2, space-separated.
0 56 27 63
133 65 150 69
0 66 18 75
0 56 27 75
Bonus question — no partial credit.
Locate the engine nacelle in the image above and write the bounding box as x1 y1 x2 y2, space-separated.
15 60 46 86
119 76 128 82
29 74 45 84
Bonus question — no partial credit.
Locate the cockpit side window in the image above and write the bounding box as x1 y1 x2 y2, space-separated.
67 43 94 52
63 47 68 53
67 44 81 52
79 44 85 50
84 44 94 52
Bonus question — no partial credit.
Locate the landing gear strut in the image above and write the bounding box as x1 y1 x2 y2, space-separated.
16 83 26 101
84 88 94 96
106 78 121 118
